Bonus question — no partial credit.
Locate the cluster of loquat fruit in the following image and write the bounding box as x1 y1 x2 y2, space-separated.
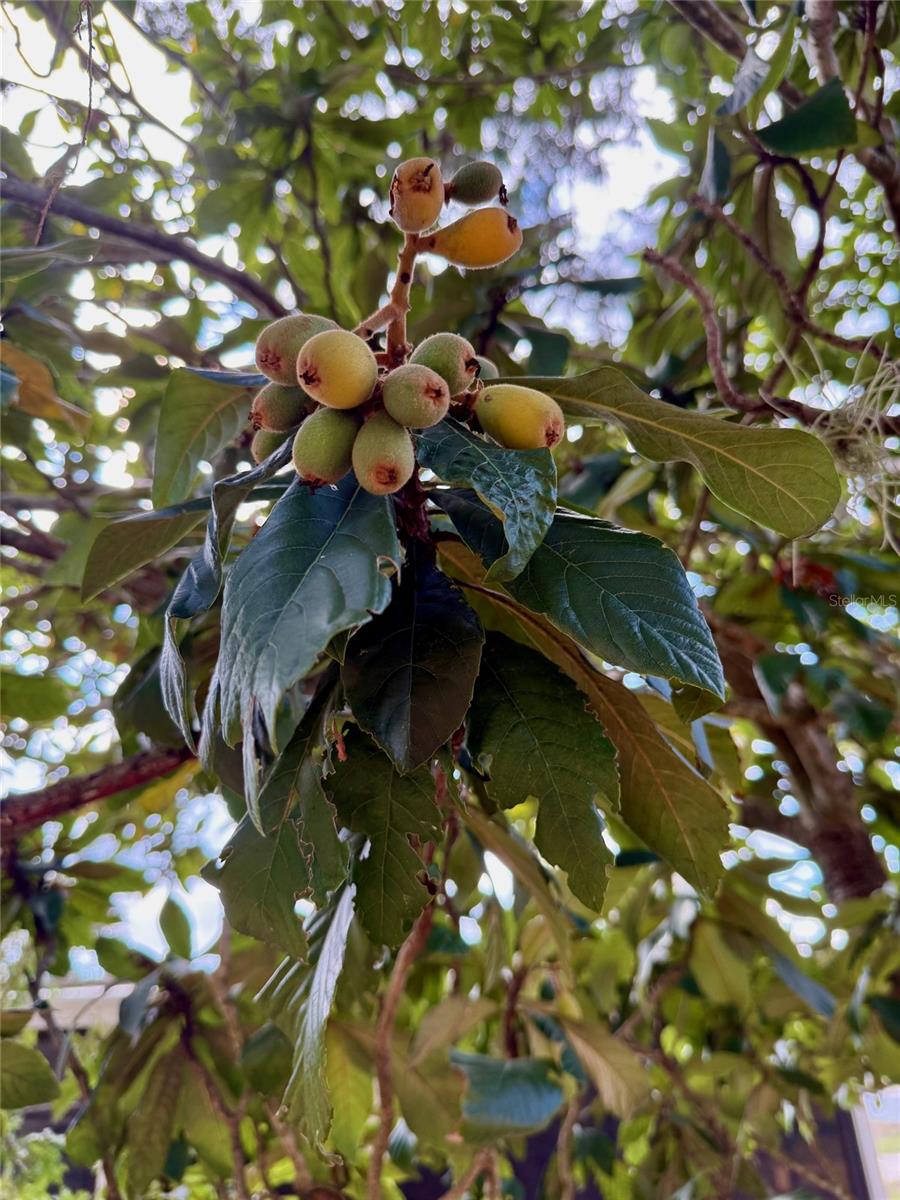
247 155 565 495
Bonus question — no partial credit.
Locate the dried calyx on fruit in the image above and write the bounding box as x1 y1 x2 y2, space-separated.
297 329 378 410
475 383 566 450
292 407 360 486
445 161 507 207
250 383 311 432
382 364 450 429
250 428 286 465
421 208 522 270
352 411 416 495
390 157 444 233
409 332 479 396
255 313 337 385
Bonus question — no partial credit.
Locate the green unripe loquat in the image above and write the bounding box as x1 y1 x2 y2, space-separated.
250 383 312 432
250 428 287 465
381 364 450 429
352 411 416 495
292 407 360 486
409 332 479 396
475 384 566 450
297 329 378 410
475 356 499 381
255 313 337 384
389 157 444 233
420 207 523 270
445 161 506 207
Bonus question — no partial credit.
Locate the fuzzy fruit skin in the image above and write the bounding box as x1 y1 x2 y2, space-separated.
292 407 360 485
250 428 287 464
475 384 566 450
420 207 523 270
250 383 312 432
297 329 378 410
475 355 499 381
381 364 450 429
446 161 505 206
409 332 479 396
352 411 416 495
389 157 443 233
255 313 337 384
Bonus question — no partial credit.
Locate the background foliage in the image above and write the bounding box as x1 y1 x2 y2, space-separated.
1 2 898 1199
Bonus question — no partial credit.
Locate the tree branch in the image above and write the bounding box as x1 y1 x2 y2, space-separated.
643 248 750 412
1 176 286 316
667 0 900 235
1 746 194 840
367 903 434 1199
437 1149 496 1200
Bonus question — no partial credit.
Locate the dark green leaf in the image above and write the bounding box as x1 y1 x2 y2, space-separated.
214 475 399 761
326 734 439 946
504 370 840 539
126 1049 184 1196
415 417 556 582
699 130 731 202
435 491 724 697
255 671 347 900
152 367 257 507
160 440 292 748
81 500 208 602
450 1052 563 1138
241 1023 292 1094
202 814 309 959
342 554 483 771
0 1041 60 1109
757 78 857 155
467 635 617 910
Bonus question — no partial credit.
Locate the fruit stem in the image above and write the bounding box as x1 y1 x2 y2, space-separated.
385 232 419 367
352 301 400 340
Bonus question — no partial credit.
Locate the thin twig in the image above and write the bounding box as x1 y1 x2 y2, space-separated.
35 1 93 243
2 176 286 315
556 1098 580 1200
437 1149 496 1200
366 904 435 1199
643 248 749 412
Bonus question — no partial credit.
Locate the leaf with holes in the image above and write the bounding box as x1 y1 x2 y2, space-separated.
467 634 617 910
202 813 309 959
326 733 438 947
438 542 729 895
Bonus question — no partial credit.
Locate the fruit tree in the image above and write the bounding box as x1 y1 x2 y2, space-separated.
1 3 898 1199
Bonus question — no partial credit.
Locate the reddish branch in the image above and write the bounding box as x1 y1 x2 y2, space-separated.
367 903 434 1199
666 0 900 234
1 176 286 316
1 746 194 841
